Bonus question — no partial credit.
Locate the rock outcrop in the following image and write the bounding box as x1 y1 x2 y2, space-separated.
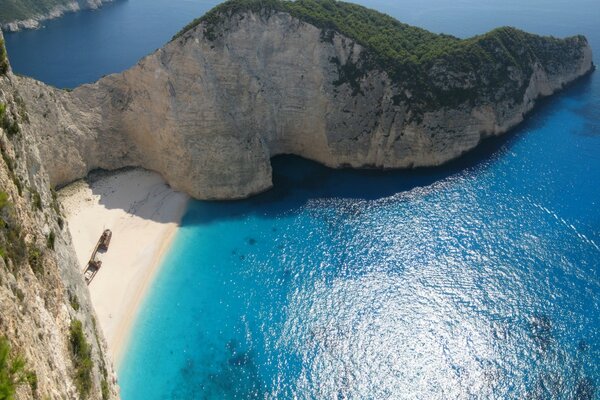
17 1 592 200
0 0 112 32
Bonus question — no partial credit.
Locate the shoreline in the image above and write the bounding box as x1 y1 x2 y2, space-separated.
59 168 189 365
111 223 180 367
1 0 114 32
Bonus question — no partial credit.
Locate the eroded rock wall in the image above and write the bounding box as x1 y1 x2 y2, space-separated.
18 11 596 200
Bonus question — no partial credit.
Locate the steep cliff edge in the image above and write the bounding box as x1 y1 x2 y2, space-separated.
15 0 597 201
0 0 113 32
0 34 118 399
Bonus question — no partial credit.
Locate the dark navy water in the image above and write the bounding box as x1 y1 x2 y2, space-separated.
6 0 600 398
3 0 220 88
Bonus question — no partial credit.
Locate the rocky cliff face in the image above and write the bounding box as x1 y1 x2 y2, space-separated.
18 8 592 200
1 0 112 32
0 33 118 399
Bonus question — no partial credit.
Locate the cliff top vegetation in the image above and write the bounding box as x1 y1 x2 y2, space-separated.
0 0 75 24
173 0 589 110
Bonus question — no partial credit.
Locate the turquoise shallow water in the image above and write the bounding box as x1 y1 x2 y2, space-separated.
5 0 600 398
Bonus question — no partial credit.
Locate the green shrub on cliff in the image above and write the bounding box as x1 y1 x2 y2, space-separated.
30 189 42 211
0 103 20 138
46 230 55 250
27 245 43 275
0 38 8 75
173 0 588 111
0 336 29 399
0 145 22 196
0 191 8 210
0 191 26 265
69 319 93 399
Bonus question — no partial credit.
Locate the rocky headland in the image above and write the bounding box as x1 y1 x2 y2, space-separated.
0 0 113 32
17 0 595 199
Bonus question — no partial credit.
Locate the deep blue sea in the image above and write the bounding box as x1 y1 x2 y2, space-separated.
3 0 220 88
6 0 600 398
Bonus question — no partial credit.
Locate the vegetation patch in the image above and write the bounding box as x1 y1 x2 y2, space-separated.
0 190 50 273
50 188 64 229
30 189 42 211
101 379 109 400
69 319 93 399
50 188 61 215
0 145 23 196
0 190 7 209
0 38 8 76
13 286 24 302
13 95 28 124
0 104 20 138
0 336 36 399
46 230 55 250
68 290 80 311
27 245 43 276
0 190 27 266
331 56 366 96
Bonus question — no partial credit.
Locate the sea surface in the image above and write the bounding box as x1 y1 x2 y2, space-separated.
6 0 600 398
3 0 220 88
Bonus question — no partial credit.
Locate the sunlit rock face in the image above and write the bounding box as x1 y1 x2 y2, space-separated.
18 8 593 200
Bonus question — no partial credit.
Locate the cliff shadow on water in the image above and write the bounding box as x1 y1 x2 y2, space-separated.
182 70 595 226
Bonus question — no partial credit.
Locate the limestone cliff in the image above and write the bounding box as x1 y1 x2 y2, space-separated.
0 0 113 32
18 0 592 200
0 33 118 399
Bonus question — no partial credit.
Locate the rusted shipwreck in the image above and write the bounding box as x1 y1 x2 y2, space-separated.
83 229 112 285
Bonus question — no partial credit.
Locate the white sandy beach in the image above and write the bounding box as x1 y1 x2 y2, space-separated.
59 168 188 365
